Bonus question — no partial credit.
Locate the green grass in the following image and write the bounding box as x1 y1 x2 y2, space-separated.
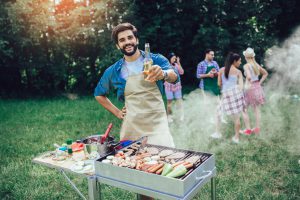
0 95 299 200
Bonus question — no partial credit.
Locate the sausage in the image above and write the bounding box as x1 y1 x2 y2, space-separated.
172 160 185 168
141 164 155 171
148 163 164 173
183 162 194 169
135 160 143 170
155 166 164 175
181 161 190 166
142 153 152 158
136 153 152 160
147 164 160 173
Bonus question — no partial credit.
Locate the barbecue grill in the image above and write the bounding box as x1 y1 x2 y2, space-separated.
95 139 217 200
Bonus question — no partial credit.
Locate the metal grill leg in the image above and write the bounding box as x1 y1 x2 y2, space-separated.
88 176 100 200
60 169 87 200
211 177 216 200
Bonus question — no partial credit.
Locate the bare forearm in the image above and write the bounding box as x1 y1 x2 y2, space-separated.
166 69 178 83
177 64 184 75
218 72 222 87
95 96 121 118
199 74 209 79
259 68 268 85
260 74 268 84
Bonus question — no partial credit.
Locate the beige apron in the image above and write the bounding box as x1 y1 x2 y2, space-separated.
120 74 175 148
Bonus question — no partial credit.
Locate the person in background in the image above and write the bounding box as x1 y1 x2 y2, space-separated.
197 49 227 124
240 48 268 135
164 52 184 123
196 49 220 96
211 53 245 143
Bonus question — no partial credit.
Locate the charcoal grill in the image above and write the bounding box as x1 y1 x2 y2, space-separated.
95 139 217 200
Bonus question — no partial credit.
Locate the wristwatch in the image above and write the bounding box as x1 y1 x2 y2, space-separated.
163 70 169 81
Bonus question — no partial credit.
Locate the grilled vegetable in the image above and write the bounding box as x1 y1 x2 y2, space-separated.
161 163 173 176
166 165 187 178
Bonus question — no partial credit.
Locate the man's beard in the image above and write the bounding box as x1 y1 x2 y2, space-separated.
120 43 138 56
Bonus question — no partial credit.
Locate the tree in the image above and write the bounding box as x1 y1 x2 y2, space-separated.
3 0 132 95
130 0 299 85
1 0 300 96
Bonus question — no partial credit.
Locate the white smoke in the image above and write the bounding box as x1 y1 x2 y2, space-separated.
170 27 300 154
263 26 300 154
170 90 228 152
265 27 300 97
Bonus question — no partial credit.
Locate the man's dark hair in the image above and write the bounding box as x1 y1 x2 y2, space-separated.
111 23 138 44
205 49 213 54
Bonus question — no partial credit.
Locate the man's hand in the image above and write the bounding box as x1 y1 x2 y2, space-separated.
144 65 164 82
207 73 214 78
117 106 126 119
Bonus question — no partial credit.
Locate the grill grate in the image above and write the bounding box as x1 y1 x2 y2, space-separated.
140 144 212 180
98 139 212 180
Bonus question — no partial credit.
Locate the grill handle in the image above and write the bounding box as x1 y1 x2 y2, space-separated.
195 170 213 181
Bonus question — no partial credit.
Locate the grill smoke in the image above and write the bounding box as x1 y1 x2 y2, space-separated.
170 27 300 154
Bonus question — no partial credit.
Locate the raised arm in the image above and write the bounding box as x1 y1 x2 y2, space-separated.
258 64 268 85
176 57 184 75
148 54 179 83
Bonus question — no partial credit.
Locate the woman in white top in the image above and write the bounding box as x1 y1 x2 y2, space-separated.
241 48 268 135
211 53 245 143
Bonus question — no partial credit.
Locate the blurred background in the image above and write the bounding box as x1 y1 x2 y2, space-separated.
1 0 300 98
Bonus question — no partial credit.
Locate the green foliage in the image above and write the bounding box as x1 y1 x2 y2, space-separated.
1 0 131 96
130 0 298 84
1 0 300 96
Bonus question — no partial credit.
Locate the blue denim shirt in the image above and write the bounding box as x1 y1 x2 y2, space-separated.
94 50 179 102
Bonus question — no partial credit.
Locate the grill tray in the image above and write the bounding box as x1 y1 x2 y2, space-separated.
95 141 216 198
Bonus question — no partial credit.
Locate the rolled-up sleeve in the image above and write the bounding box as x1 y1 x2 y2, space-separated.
155 54 180 83
94 68 111 96
215 61 220 72
196 62 205 79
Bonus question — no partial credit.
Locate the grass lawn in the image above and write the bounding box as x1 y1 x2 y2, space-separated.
0 94 299 200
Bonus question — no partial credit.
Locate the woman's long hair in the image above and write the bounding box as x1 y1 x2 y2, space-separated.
246 57 260 76
224 52 241 79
